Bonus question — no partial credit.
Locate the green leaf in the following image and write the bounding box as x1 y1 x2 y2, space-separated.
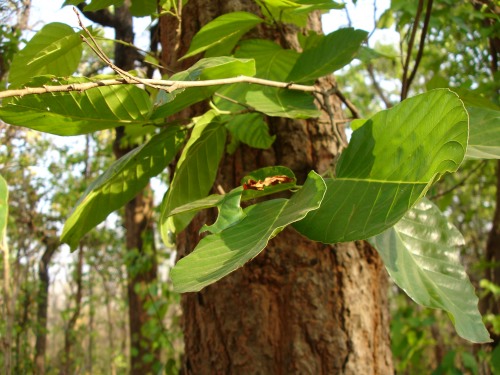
245 88 320 119
160 110 227 244
9 23 83 87
235 39 299 80
151 57 255 119
370 198 491 343
170 170 326 293
294 89 468 243
130 0 157 16
0 76 152 136
257 0 342 27
287 28 368 83
466 106 500 159
181 12 263 60
167 166 296 218
61 127 186 249
226 113 275 149
200 187 246 234
0 175 8 246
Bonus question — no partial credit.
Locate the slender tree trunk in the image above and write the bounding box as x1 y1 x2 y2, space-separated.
34 237 58 375
61 245 84 375
476 0 500 344
80 3 160 372
159 2 392 374
112 5 159 373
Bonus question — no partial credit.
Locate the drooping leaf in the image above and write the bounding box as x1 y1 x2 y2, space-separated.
200 187 246 234
294 89 468 243
0 175 8 247
226 113 275 149
235 39 299 81
160 110 227 244
466 106 500 159
151 57 255 119
61 127 186 249
245 88 320 119
0 76 152 136
170 170 326 293
257 0 343 27
9 23 83 87
370 198 491 343
287 28 368 83
167 166 296 218
181 12 263 60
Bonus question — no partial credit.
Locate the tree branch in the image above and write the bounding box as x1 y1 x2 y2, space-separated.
401 0 424 100
0 76 318 99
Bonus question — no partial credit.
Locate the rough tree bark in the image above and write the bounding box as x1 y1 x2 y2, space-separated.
159 1 393 374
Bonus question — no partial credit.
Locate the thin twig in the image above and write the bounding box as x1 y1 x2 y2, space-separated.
405 0 433 97
0 76 318 99
74 8 165 90
401 0 424 100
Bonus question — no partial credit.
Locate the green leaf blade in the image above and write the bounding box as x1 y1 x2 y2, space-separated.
61 127 186 249
287 28 368 83
466 106 500 159
170 171 326 293
160 111 227 243
294 89 468 243
370 198 491 343
0 77 152 135
181 12 263 59
0 175 8 246
9 23 83 87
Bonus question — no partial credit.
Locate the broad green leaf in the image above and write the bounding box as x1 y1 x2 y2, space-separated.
0 175 8 247
287 28 368 83
9 23 83 87
294 89 468 243
61 127 186 249
235 39 299 80
160 110 227 244
181 12 263 60
84 0 123 11
370 198 491 343
0 76 152 136
130 0 157 16
200 187 246 234
167 166 296 218
170 170 326 292
151 57 255 119
226 113 275 149
257 0 343 27
245 88 320 119
466 106 500 159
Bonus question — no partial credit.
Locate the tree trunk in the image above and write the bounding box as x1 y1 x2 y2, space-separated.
159 2 393 374
80 3 160 372
34 237 58 375
112 5 160 373
61 245 84 375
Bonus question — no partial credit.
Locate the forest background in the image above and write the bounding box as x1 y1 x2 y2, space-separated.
0 0 499 374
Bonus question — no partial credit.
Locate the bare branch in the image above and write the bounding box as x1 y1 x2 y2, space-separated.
0 76 318 99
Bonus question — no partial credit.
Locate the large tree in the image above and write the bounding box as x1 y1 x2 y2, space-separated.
158 1 392 373
0 0 496 373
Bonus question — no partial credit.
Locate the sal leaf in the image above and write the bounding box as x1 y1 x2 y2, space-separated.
370 198 491 344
